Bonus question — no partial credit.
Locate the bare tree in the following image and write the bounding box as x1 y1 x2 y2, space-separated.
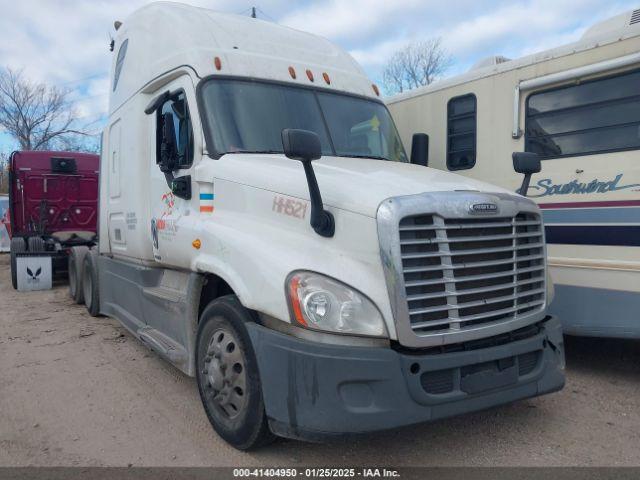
0 68 89 151
0 152 8 194
382 38 453 94
57 132 102 154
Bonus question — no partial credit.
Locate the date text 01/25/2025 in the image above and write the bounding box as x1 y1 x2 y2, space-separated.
233 468 400 478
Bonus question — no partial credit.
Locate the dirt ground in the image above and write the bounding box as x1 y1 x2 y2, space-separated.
0 254 639 467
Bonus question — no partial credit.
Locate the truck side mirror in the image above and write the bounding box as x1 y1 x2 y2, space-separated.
512 152 541 197
281 129 334 238
410 133 429 167
281 128 322 161
159 112 177 173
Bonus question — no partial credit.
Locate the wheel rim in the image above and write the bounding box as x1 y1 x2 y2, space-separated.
201 326 247 420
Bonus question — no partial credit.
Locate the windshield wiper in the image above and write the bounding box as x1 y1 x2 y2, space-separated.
226 149 283 155
341 154 390 161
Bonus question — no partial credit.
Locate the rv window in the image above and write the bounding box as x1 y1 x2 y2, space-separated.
113 39 128 92
446 94 476 170
155 92 194 169
525 69 640 158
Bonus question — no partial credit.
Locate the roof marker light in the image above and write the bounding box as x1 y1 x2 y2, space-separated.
322 72 330 85
372 84 380 96
306 69 314 82
288 66 297 79
214 57 222 71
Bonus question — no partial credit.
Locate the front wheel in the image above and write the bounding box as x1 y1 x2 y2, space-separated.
196 295 274 450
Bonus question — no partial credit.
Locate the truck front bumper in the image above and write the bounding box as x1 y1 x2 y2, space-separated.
246 315 565 441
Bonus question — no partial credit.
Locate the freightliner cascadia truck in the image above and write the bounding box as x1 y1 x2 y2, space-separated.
70 2 565 449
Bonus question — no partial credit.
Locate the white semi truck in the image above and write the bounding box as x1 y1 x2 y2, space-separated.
70 2 565 449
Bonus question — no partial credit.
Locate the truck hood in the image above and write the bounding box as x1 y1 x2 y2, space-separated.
212 154 516 218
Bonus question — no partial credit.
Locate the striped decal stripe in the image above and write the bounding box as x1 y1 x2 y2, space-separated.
199 191 215 214
542 207 640 225
539 200 640 209
539 200 640 246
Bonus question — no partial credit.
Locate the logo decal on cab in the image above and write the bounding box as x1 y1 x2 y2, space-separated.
469 202 498 214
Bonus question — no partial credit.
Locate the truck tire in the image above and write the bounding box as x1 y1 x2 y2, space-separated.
10 237 26 290
82 250 100 317
27 236 45 252
196 295 274 450
68 246 89 304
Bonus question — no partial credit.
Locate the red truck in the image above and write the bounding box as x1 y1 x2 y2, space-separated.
8 151 99 290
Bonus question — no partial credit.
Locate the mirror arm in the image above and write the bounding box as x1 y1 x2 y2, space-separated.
519 174 532 196
301 161 334 238
512 152 541 197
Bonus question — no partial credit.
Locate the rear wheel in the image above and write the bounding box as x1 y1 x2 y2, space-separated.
68 246 89 304
10 237 26 290
82 250 100 316
196 295 274 450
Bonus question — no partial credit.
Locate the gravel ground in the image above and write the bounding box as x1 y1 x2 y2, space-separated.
0 253 639 467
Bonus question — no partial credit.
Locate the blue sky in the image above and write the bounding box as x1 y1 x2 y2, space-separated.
0 0 637 153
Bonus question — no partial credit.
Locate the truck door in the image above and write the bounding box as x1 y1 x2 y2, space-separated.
106 119 127 254
148 75 200 268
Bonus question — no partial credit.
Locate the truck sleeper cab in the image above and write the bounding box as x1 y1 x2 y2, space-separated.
72 3 565 449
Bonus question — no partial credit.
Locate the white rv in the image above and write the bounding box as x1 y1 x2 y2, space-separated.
69 2 565 449
388 9 640 340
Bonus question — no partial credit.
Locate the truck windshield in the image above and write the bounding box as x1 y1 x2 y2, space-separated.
200 79 408 162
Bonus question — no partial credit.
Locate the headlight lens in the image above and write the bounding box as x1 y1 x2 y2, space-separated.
287 272 388 337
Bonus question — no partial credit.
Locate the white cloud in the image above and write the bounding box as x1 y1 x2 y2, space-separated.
346 0 637 77
0 0 638 148
0 0 287 139
280 0 426 43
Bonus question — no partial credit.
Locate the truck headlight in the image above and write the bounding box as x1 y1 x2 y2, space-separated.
286 272 388 337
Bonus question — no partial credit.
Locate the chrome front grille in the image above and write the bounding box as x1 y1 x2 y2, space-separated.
398 212 546 336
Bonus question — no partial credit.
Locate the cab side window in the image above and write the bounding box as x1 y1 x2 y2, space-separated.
113 39 128 92
155 92 194 169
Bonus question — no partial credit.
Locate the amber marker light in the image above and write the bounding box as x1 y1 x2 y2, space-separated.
372 84 380 96
288 66 297 79
306 69 314 82
288 275 307 326
192 239 202 250
214 57 222 71
322 72 331 85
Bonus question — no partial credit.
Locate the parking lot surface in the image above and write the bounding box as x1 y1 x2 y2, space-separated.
0 254 639 467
